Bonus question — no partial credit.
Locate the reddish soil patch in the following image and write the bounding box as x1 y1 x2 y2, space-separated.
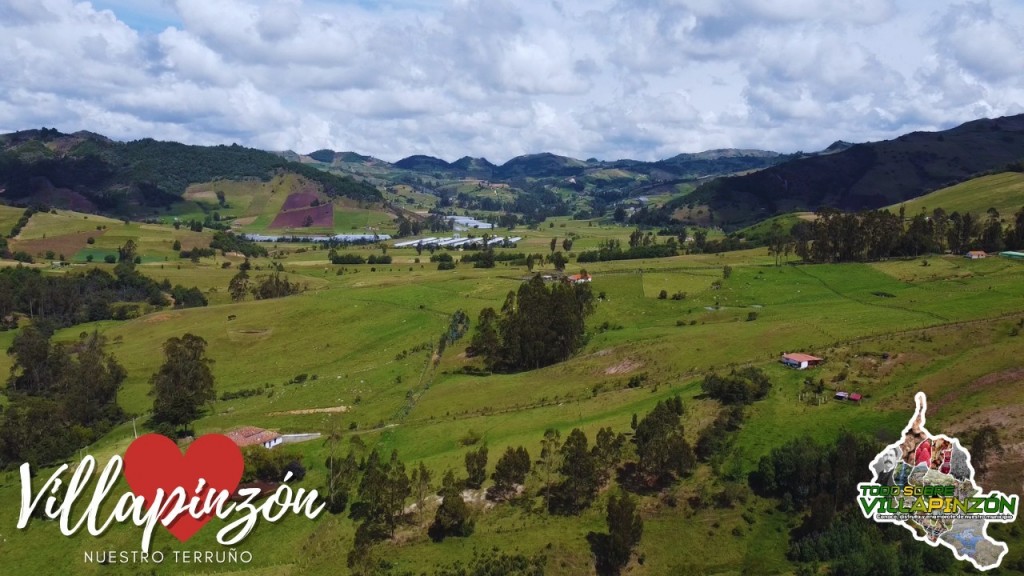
270 203 333 228
10 230 105 259
280 191 320 211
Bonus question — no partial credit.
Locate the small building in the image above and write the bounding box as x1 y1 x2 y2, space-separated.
780 353 823 370
225 426 283 449
999 251 1024 260
566 273 592 284
965 251 987 259
835 391 850 401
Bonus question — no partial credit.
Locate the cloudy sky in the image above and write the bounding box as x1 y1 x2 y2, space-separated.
1 0 1023 163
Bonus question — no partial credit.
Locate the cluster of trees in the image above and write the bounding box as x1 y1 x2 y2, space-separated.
749 431 961 576
630 397 694 488
228 270 303 301
700 367 772 405
577 237 678 263
0 255 204 330
209 231 268 258
787 205 1024 263
468 275 594 372
328 251 392 265
0 328 126 467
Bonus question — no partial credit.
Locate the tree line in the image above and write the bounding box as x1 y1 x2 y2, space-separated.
775 205 1024 263
0 247 205 331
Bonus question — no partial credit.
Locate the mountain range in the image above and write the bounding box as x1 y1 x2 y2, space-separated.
2 114 1023 229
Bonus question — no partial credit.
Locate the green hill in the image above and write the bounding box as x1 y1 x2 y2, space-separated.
0 129 382 218
1 219 1022 574
887 171 1024 217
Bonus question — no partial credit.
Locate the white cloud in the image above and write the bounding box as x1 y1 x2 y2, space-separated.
0 0 1023 162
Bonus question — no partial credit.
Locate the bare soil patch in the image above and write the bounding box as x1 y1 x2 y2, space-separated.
10 230 103 259
604 359 643 375
267 405 349 416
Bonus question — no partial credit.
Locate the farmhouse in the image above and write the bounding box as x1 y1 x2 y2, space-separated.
780 352 822 370
225 426 283 449
965 250 987 259
566 273 592 284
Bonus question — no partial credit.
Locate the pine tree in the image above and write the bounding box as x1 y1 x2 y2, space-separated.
489 446 530 500
150 333 215 432
429 484 474 541
551 428 598 514
411 461 433 521
464 445 488 489
600 491 644 574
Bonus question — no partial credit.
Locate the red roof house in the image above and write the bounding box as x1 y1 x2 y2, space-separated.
780 353 823 370
225 426 283 449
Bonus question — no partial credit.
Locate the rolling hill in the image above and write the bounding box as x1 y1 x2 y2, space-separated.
0 129 382 218
886 171 1024 218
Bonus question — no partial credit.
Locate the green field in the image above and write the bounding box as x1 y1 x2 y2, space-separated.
888 171 1024 217
0 209 1022 576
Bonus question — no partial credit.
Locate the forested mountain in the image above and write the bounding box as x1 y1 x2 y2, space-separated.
684 114 1024 228
0 129 381 217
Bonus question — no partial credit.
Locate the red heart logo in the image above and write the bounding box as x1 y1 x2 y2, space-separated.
123 433 244 542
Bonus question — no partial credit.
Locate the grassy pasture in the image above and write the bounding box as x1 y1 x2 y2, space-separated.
1 211 1023 575
887 171 1024 217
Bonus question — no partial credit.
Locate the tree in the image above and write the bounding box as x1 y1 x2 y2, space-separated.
228 269 251 302
550 237 558 253
411 461 433 521
591 427 626 484
429 484 474 541
464 445 488 489
550 251 567 271
551 428 598 514
382 450 411 536
592 490 644 575
610 205 625 222
118 239 138 263
150 333 216 432
633 400 695 487
537 428 562 509
488 446 530 500
562 238 574 252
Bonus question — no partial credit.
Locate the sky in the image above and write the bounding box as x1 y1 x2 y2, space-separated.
1 0 1023 163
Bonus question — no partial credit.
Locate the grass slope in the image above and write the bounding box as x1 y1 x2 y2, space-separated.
0 215 1022 575
887 171 1024 217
